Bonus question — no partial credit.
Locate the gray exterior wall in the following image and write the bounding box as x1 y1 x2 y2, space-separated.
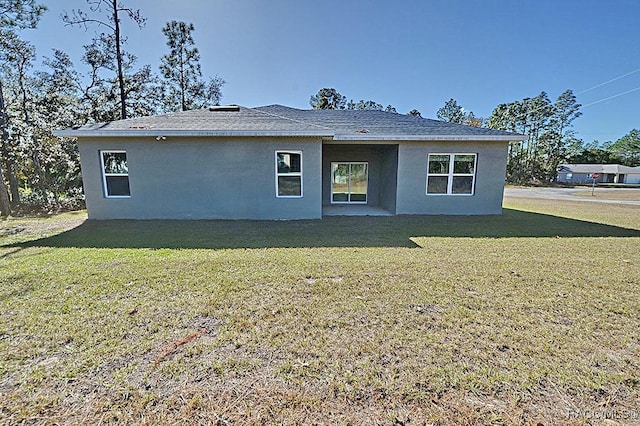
78 137 509 219
395 141 508 215
321 144 398 211
379 145 398 213
626 173 640 184
78 137 323 219
557 172 602 184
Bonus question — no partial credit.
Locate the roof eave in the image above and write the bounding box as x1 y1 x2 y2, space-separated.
53 130 334 138
331 134 528 142
53 129 528 142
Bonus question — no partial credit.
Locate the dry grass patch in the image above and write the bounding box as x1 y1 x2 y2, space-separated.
572 188 640 201
1 198 639 425
503 196 639 231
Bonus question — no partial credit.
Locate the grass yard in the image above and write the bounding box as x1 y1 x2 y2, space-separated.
1 196 639 425
572 189 640 202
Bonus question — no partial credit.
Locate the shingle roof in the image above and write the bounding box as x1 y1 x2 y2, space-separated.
54 104 527 141
256 105 522 139
61 106 328 133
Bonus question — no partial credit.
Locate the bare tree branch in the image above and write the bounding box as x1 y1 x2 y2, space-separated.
62 0 146 119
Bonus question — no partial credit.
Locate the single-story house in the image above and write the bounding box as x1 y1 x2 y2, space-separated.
557 164 640 184
54 105 527 220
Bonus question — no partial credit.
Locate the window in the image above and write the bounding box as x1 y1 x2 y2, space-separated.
426 153 476 195
275 151 302 197
100 150 130 197
331 162 368 203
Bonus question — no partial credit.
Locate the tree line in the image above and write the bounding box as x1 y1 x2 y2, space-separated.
310 87 640 184
0 0 224 216
309 87 423 117
485 90 639 183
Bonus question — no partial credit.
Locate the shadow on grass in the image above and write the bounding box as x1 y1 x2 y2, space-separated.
5 208 639 250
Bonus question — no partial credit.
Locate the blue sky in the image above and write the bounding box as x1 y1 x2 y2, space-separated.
19 0 640 143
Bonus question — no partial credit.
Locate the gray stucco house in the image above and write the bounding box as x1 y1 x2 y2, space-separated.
55 105 527 220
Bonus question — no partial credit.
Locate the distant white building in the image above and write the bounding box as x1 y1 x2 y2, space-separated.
557 164 640 184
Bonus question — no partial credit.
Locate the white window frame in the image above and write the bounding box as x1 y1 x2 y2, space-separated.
100 150 131 198
426 153 477 196
275 150 303 198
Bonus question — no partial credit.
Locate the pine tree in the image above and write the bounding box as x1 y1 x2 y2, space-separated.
0 0 46 216
63 0 146 120
160 21 224 111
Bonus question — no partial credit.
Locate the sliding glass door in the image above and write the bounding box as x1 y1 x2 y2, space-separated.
331 162 368 203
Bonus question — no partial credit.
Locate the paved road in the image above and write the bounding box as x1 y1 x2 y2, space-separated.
504 187 640 206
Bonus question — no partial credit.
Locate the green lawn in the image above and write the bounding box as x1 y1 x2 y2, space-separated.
1 197 639 425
